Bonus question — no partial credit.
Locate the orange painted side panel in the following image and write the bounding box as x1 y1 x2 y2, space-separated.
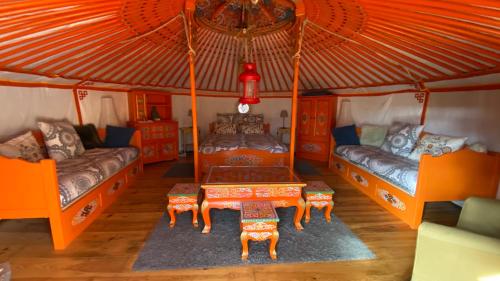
417 149 499 201
0 158 54 218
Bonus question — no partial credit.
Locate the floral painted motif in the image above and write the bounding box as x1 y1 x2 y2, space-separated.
169 183 200 196
72 199 98 226
301 143 322 153
247 232 273 241
334 162 345 172
350 171 369 187
311 201 330 208
304 181 334 194
408 133 467 162
107 179 125 195
225 154 263 166
243 222 277 231
377 188 406 211
241 201 279 223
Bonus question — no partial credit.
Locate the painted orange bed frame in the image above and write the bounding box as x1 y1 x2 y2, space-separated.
0 129 144 250
199 123 290 174
328 131 499 229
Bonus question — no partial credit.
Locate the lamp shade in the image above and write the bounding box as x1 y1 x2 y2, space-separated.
98 96 120 128
280 110 288 118
336 99 354 127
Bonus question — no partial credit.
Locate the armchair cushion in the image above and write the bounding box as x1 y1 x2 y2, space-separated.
457 197 500 239
412 222 500 281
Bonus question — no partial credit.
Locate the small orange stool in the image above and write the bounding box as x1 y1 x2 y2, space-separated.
304 181 335 223
240 201 279 260
167 183 200 228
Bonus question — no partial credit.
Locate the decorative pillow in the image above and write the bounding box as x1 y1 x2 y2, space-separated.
243 113 264 124
381 123 424 157
240 123 264 135
468 142 487 153
38 121 85 162
4 131 45 162
74 124 103 149
360 125 388 147
214 123 237 135
216 113 233 124
103 125 135 148
0 143 22 159
332 125 360 146
408 134 468 162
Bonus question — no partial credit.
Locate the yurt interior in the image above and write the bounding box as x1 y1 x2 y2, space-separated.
0 0 499 280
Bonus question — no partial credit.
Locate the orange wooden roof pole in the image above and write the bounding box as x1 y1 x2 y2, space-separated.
185 0 200 182
289 0 306 169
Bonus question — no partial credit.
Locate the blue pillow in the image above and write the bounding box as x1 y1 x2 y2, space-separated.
104 126 135 148
332 125 360 146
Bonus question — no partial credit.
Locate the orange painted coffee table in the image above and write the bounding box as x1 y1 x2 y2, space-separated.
200 166 306 234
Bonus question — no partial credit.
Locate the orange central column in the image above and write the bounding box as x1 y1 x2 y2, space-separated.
188 53 200 182
289 16 305 169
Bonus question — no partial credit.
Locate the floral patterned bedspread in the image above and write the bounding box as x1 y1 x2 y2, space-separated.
56 147 139 208
199 134 288 154
336 145 419 196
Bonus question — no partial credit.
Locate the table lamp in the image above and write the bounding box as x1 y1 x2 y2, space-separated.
280 110 288 128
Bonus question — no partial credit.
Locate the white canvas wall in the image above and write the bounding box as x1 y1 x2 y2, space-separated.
172 95 291 139
0 86 129 141
424 91 500 152
78 90 129 127
336 93 424 127
0 86 78 140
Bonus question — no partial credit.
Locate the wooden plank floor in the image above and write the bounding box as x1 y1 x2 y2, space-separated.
0 158 460 281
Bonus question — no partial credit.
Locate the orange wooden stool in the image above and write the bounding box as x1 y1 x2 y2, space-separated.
240 201 280 260
304 181 335 223
167 183 200 228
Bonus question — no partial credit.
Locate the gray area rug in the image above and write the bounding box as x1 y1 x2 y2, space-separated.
133 208 375 271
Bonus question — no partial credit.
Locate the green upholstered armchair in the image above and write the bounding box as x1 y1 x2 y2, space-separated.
411 197 500 281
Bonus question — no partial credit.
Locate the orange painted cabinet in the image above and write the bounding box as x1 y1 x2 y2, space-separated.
128 90 172 121
129 121 179 164
296 95 337 162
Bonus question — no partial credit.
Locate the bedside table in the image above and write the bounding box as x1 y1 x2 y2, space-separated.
180 127 200 155
277 127 290 144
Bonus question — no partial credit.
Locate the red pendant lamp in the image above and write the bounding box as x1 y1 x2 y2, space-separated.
239 62 261 105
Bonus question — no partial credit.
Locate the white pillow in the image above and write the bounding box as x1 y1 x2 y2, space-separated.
4 131 45 162
408 134 467 162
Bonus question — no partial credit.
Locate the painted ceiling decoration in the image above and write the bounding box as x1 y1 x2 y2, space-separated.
0 0 498 97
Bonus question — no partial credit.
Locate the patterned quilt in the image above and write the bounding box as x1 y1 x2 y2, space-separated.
199 134 288 154
56 147 139 208
335 145 419 196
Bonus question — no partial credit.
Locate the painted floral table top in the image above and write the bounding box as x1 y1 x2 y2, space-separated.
241 201 279 223
168 183 200 196
203 166 304 188
304 181 335 194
